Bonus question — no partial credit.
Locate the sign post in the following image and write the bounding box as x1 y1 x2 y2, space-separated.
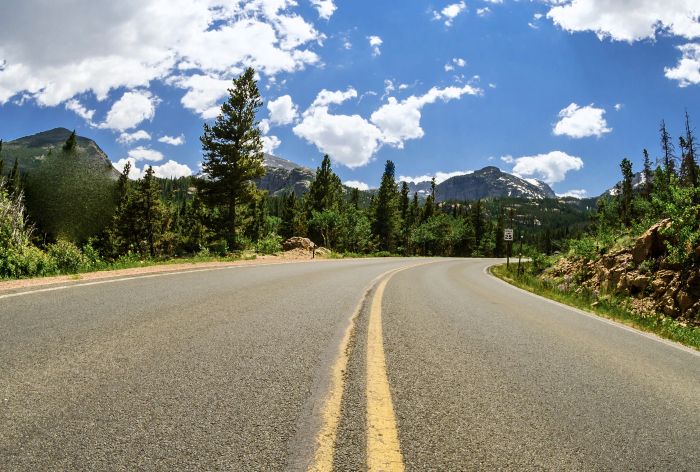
504 228 514 268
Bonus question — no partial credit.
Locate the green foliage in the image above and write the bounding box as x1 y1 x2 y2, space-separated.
308 155 343 214
47 240 88 273
309 208 342 249
568 235 598 261
255 233 283 255
199 67 265 248
373 160 400 252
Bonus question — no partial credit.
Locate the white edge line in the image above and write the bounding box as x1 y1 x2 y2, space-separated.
0 259 339 301
484 263 700 358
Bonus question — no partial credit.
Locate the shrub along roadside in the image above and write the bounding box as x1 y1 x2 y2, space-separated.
490 262 700 351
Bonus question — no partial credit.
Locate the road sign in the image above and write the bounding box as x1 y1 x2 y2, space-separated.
504 228 514 241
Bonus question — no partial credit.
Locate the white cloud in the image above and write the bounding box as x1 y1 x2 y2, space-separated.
262 135 282 154
311 87 358 108
99 90 158 132
546 0 700 43
400 170 472 184
614 103 623 111
368 35 383 56
158 134 185 146
476 7 491 17
558 189 588 198
65 99 95 122
267 94 299 125
293 82 481 168
310 0 336 20
171 74 231 119
128 146 164 162
503 151 584 184
113 157 192 179
444 57 467 71
553 103 612 138
433 2 467 27
152 160 193 178
370 84 482 148
293 105 384 168
118 130 152 144
344 180 370 191
0 0 323 113
665 43 700 87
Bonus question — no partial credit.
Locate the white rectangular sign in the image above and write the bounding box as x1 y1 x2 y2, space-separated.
504 228 514 241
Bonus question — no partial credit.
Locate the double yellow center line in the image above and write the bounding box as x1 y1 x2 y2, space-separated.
308 265 427 471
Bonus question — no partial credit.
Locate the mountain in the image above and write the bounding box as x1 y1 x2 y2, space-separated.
403 166 556 201
601 171 646 197
1 128 119 179
257 153 315 196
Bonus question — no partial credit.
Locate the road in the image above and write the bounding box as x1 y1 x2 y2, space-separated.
1 258 698 471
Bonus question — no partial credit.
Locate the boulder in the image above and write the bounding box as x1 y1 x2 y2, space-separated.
632 219 671 264
677 290 695 312
282 237 316 251
629 275 650 290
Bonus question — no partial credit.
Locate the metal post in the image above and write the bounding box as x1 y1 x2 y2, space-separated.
517 234 524 275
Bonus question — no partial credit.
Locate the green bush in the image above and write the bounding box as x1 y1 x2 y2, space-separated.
568 236 598 261
255 233 283 255
47 240 88 273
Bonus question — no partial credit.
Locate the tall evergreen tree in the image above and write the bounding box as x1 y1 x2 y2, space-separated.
136 166 165 257
199 67 265 249
62 130 77 152
494 206 505 257
308 154 342 213
422 177 436 221
373 160 400 252
679 111 698 189
642 148 653 198
8 158 20 195
350 187 360 209
660 119 676 176
619 158 634 227
280 191 297 238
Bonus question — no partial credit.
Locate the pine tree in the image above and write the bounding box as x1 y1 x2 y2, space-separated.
494 206 505 257
350 187 360 209
308 155 342 213
280 191 297 239
423 178 436 221
373 160 400 252
136 166 165 257
619 158 634 227
62 130 78 152
199 67 265 249
642 148 653 198
660 119 676 177
679 111 698 189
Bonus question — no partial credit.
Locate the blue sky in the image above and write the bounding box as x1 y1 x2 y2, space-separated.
1 0 699 197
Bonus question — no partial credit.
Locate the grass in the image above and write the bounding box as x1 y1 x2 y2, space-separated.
491 263 700 351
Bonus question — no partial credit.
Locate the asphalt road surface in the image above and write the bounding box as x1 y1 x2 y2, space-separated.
1 258 698 471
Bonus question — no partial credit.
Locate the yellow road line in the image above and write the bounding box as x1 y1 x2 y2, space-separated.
366 274 405 472
308 262 436 471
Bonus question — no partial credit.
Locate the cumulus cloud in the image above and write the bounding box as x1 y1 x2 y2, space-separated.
344 180 370 191
476 8 491 17
546 0 700 43
293 83 482 168
113 157 192 179
553 103 612 138
368 36 383 56
128 146 164 162
293 105 384 168
262 135 282 154
665 43 700 87
310 0 337 19
118 130 152 144
171 74 231 119
433 1 467 27
267 94 299 125
444 57 467 72
558 189 588 198
99 90 158 132
370 84 482 148
502 151 584 184
158 134 185 145
399 170 472 184
0 0 323 116
65 99 95 122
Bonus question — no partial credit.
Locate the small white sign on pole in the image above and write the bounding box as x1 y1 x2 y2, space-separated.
504 228 514 241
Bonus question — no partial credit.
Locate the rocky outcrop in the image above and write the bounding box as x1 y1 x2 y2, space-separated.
542 222 700 326
282 237 316 251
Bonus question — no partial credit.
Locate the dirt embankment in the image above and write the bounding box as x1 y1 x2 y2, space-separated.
542 220 700 326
